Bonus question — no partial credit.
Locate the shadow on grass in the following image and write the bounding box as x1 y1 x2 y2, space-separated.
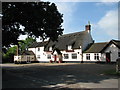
103 69 120 76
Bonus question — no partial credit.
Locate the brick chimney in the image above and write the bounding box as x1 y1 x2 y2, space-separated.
85 21 91 33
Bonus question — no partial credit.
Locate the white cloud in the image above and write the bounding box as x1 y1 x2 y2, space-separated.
56 2 75 14
55 2 77 34
95 9 118 39
96 2 117 6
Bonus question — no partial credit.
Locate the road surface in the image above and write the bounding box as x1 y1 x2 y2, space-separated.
2 63 119 89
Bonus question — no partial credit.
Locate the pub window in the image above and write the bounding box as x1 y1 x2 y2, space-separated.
37 55 40 59
94 53 99 60
38 48 40 51
64 54 69 59
27 56 30 61
86 54 90 60
18 57 20 59
118 52 120 57
49 47 52 51
72 53 77 59
47 54 51 59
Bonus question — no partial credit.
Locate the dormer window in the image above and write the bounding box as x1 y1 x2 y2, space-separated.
110 44 116 47
49 47 52 51
68 45 72 50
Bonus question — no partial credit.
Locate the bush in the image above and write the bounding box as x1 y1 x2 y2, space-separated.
2 52 14 63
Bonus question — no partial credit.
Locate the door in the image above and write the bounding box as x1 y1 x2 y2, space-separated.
106 53 111 63
54 55 57 62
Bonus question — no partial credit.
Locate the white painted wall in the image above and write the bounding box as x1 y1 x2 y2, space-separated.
35 46 48 62
83 53 101 62
29 46 53 62
28 47 83 62
28 48 36 54
60 49 82 62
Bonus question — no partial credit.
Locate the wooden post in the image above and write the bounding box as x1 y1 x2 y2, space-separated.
16 45 18 56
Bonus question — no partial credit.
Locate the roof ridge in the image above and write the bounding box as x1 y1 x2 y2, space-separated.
94 42 109 44
62 31 85 36
59 31 86 37
112 39 120 42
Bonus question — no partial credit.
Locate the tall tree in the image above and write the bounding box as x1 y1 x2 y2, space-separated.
2 2 63 47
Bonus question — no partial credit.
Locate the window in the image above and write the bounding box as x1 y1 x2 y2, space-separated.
47 54 51 59
110 44 116 47
38 48 40 51
18 57 21 59
72 53 77 59
64 54 69 59
118 52 120 57
94 53 99 60
27 56 30 61
37 55 40 59
49 47 52 51
68 45 72 50
86 54 90 60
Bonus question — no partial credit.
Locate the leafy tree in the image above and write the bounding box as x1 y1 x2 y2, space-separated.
18 37 36 53
2 2 64 47
3 46 17 63
2 37 36 63
5 46 17 56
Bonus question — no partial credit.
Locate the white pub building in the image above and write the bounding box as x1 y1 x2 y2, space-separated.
14 23 120 63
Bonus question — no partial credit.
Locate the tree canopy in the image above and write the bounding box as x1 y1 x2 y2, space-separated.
2 2 64 47
2 37 36 63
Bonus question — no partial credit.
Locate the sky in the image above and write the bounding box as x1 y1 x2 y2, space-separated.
19 0 119 43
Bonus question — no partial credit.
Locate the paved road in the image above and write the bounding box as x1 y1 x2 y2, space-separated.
2 63 119 89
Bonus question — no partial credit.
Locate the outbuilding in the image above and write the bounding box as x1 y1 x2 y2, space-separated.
83 40 120 63
14 51 36 63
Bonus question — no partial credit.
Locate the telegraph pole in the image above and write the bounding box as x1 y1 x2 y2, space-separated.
16 45 18 56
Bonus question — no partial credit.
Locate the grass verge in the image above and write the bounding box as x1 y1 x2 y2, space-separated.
103 69 120 76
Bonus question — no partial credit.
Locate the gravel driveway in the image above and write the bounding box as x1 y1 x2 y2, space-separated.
2 63 119 89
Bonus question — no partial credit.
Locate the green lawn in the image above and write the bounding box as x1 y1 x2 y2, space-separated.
103 69 120 76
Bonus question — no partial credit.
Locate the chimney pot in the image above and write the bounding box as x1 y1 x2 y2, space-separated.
85 21 91 33
85 25 91 31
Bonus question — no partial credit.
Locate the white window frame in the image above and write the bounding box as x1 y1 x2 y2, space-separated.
86 54 90 60
37 55 40 59
49 47 52 51
94 53 99 60
64 54 69 59
38 47 40 51
72 53 77 59
47 54 51 59
118 52 120 57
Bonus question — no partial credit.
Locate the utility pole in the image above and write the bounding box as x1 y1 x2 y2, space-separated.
16 45 18 56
